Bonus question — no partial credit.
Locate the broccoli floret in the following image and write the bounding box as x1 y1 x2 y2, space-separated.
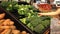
27 23 31 28
27 23 34 30
20 18 26 24
30 19 42 27
12 4 19 9
30 26 34 31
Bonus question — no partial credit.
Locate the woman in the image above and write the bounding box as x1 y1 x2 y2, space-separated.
38 8 60 34
33 0 60 33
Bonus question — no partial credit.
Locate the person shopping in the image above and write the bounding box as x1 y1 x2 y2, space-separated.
38 8 60 34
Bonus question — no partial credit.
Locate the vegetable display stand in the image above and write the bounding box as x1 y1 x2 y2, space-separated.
0 1 50 34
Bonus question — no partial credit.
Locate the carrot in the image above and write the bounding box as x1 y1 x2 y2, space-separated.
0 26 10 29
12 30 20 34
0 19 5 23
2 19 11 26
9 21 14 25
0 29 4 33
10 26 16 30
21 31 27 34
1 29 10 34
0 19 5 26
0 13 5 19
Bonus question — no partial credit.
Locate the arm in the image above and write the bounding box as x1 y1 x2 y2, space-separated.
38 9 60 16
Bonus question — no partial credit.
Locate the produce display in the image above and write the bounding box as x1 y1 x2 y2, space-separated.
0 2 51 34
0 13 29 34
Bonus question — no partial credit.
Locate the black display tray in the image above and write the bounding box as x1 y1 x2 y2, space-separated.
0 7 34 34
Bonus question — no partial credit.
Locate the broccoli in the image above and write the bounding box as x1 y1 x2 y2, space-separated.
18 5 30 15
34 24 45 33
30 17 42 27
26 16 50 33
27 23 34 30
41 20 50 27
1 1 19 11
20 18 26 24
1 1 12 11
6 4 12 11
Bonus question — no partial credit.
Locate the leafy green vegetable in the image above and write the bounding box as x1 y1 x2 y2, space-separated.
1 1 12 11
18 5 35 16
1 1 18 11
12 1 18 9
20 18 26 24
34 24 44 33
41 20 50 27
29 16 41 27
27 23 34 30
